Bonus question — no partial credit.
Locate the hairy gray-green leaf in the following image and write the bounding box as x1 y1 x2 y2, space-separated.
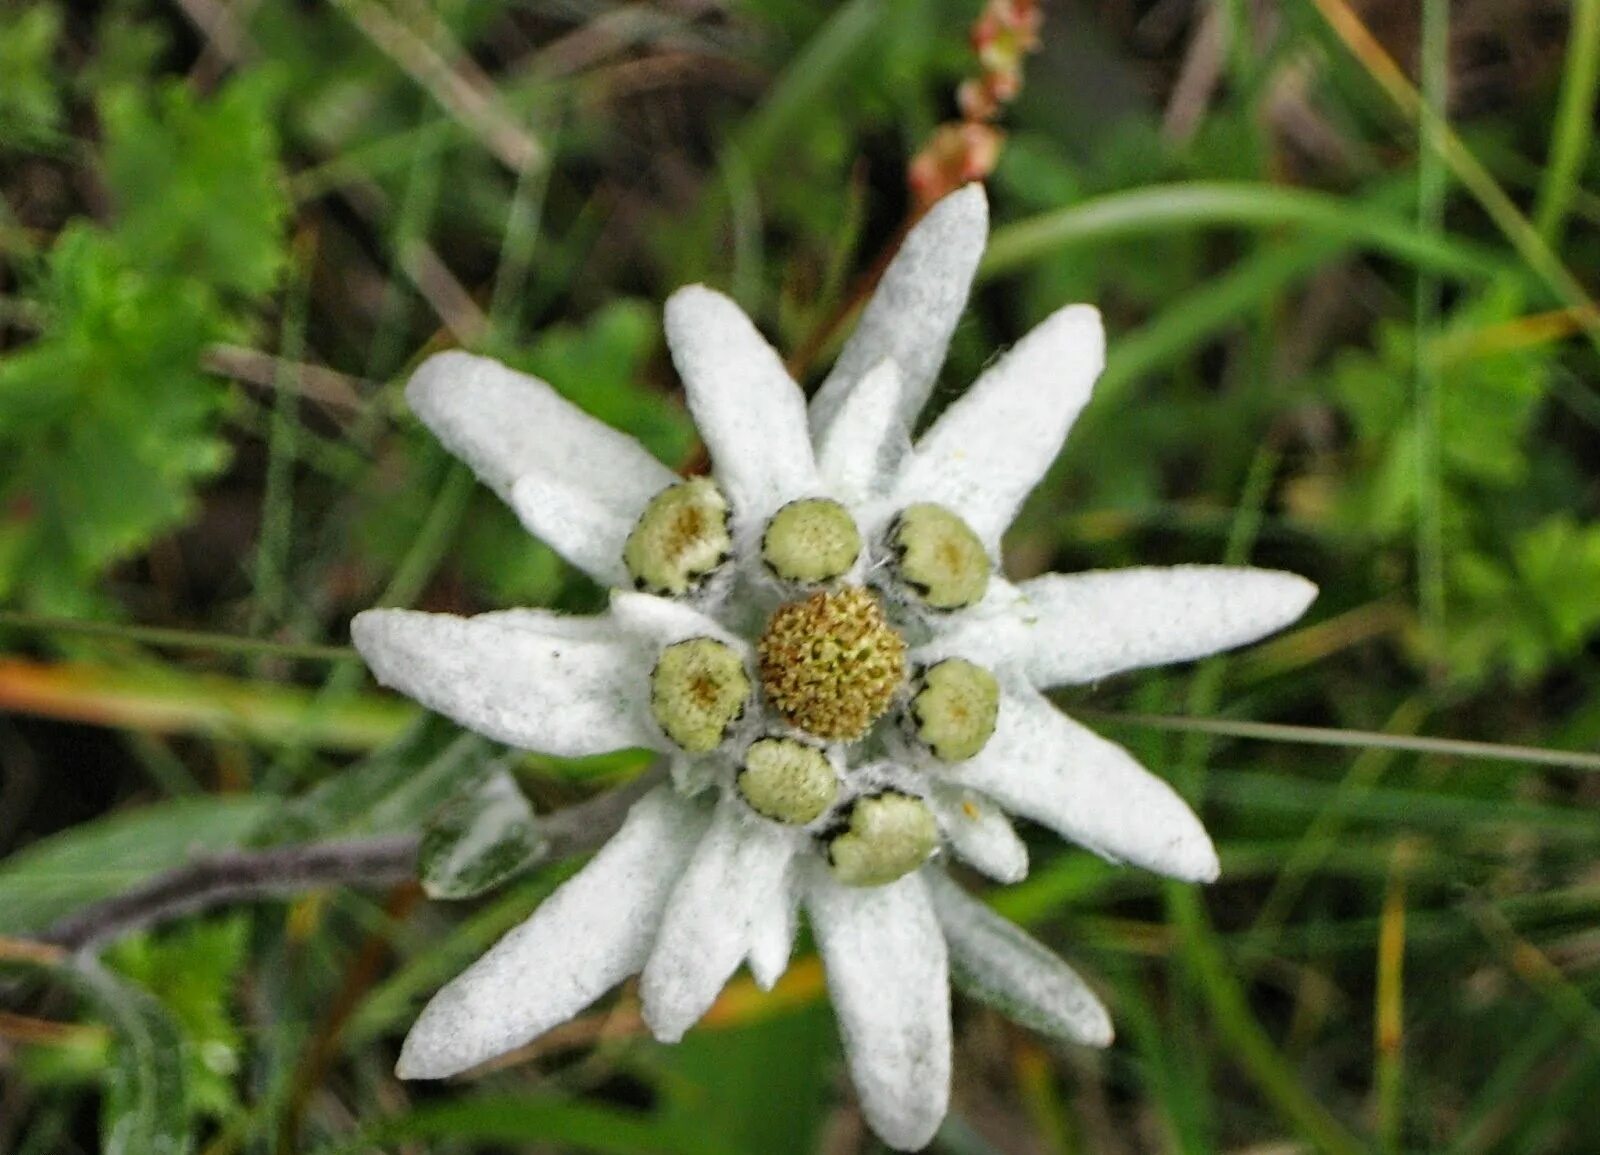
73 962 192 1155
279 718 488 841
419 767 546 900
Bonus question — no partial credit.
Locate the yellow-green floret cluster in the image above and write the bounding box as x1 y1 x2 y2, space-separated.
909 659 1000 762
824 791 941 886
649 637 750 752
887 502 991 610
737 737 839 825
624 478 732 596
761 498 862 584
756 587 907 742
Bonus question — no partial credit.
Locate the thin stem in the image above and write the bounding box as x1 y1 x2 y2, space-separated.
0 611 353 663
376 462 475 610
249 232 315 642
44 835 420 952
1464 898 1600 1052
1533 0 1600 244
788 215 911 382
488 133 554 338
1242 698 1427 947
1414 0 1448 655
261 460 474 788
1169 888 1368 1155
1374 841 1414 1155
38 767 664 953
1080 710 1600 774
330 0 542 174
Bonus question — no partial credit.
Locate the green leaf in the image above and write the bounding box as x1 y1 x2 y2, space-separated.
73 962 192 1155
981 182 1514 283
0 7 64 152
0 796 275 935
0 72 289 611
731 0 886 173
100 75 290 299
108 918 250 1122
419 766 545 900
1448 516 1600 681
649 1005 834 1155
0 228 234 609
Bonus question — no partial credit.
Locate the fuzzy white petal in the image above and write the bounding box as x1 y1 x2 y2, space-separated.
807 867 951 1152
641 797 797 1042
940 684 1218 882
352 609 657 756
1019 566 1316 685
925 785 1029 884
664 286 818 521
891 304 1105 548
508 468 635 588
815 358 909 503
608 590 747 651
925 871 1112 1047
670 752 719 796
395 787 708 1078
914 575 1028 665
936 566 1318 688
474 608 625 640
746 866 799 990
407 351 674 506
810 185 989 441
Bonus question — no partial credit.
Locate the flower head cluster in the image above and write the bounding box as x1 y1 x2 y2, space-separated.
352 185 1316 1150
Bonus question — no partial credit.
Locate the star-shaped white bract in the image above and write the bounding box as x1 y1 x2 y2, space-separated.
352 185 1316 1151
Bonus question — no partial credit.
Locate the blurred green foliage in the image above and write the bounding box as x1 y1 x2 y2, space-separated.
0 7 64 152
2 0 1600 1152
0 74 287 612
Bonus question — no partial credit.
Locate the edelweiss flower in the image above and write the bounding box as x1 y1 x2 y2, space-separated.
352 185 1316 1150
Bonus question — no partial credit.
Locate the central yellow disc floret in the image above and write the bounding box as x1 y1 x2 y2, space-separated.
757 586 907 742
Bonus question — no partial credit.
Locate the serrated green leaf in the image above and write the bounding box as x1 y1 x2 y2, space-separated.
100 75 289 299
0 796 275 935
0 71 288 611
1447 515 1600 682
419 766 545 900
1328 320 1547 528
0 227 235 610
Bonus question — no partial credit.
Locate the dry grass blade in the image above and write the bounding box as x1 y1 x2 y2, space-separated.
332 0 543 175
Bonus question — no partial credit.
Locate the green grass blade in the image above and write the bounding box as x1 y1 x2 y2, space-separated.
981 182 1512 281
1533 0 1600 243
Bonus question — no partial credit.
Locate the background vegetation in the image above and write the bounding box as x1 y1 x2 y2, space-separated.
2 0 1599 1151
